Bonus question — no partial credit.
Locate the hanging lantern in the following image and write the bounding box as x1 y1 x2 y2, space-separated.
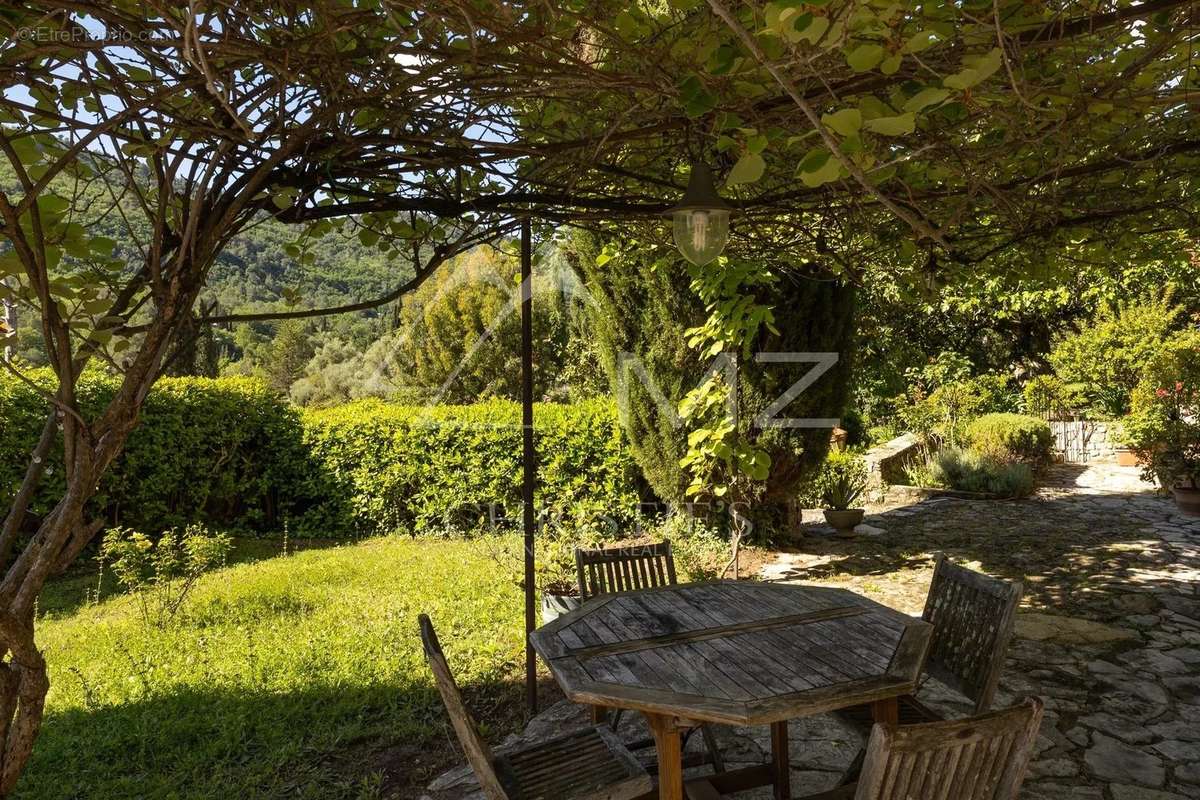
664 163 732 266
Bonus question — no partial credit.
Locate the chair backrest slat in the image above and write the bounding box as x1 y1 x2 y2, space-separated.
418 615 509 800
922 554 1023 713
856 698 1044 800
575 541 677 600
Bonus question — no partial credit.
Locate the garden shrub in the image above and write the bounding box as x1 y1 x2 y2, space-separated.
1021 374 1082 418
1048 293 1181 417
898 373 1018 447
1123 329 1200 489
929 447 1035 498
966 413 1054 467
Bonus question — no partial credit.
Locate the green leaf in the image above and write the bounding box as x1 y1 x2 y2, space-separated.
903 30 940 53
726 153 766 186
943 48 1003 90
864 112 916 136
821 108 862 137
798 148 841 187
793 15 829 44
880 54 902 75
846 43 884 73
903 87 951 113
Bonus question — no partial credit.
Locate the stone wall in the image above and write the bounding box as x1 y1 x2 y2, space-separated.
863 433 923 488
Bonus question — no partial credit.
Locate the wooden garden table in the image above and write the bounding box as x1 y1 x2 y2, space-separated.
530 580 933 800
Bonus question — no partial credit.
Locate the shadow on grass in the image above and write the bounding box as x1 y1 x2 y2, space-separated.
21 672 563 800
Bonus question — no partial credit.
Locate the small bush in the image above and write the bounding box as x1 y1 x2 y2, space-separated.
931 447 1035 498
898 373 1019 447
966 413 1054 467
1123 330 1200 488
98 524 232 628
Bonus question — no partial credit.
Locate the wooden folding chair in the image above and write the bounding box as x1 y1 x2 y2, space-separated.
575 541 725 773
419 614 652 800
836 554 1024 780
742 697 1044 800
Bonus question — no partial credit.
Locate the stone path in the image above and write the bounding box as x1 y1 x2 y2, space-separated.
426 463 1200 799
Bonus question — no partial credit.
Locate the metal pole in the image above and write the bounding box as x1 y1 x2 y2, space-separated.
521 217 538 717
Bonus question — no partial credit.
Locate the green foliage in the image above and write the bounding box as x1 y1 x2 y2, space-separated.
821 469 867 511
299 398 641 536
1 374 640 539
965 413 1054 467
797 450 868 508
1021 375 1083 418
569 232 706 507
920 447 1035 498
1048 294 1182 417
25 537 527 800
1123 330 1200 489
1 372 313 533
899 374 1018 447
678 257 778 503
382 247 589 404
655 515 728 582
98 525 232 629
571 231 856 524
264 320 315 394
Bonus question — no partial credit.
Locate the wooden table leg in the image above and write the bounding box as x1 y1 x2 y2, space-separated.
871 697 899 725
770 721 790 800
645 712 684 800
591 704 608 724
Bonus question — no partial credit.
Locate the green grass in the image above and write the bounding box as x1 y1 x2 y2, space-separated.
22 536 529 799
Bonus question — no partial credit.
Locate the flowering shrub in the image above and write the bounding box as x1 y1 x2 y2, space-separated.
1124 331 1200 489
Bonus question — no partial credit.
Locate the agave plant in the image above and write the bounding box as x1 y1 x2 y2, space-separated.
822 473 867 511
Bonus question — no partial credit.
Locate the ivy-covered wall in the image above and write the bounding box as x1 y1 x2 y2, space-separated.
0 374 641 539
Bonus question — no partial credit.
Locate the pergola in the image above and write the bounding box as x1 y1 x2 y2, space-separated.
1 1 1195 787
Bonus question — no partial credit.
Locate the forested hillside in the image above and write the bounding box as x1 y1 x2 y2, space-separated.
0 158 407 367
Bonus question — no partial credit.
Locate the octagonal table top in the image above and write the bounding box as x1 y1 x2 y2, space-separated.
531 580 933 726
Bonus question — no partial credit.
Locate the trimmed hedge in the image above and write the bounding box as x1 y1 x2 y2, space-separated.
2 372 313 534
1 374 641 538
299 398 642 534
965 413 1054 466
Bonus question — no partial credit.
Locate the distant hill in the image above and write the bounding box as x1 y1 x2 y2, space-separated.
1 158 411 362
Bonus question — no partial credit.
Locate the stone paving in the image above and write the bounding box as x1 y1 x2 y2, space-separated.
426 463 1200 800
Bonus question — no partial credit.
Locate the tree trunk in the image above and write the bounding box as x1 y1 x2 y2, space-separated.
0 616 47 796
1 277 15 363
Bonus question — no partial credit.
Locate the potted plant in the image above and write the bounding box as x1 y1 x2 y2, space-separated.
822 472 868 538
1108 420 1141 467
1124 333 1200 515
537 536 582 623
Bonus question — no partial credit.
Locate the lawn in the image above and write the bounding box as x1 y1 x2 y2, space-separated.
22 537 531 799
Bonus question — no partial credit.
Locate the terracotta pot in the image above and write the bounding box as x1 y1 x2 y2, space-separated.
1116 448 1140 467
823 508 865 538
540 592 581 623
1173 487 1200 517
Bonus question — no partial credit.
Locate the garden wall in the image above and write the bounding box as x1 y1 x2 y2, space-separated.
0 373 641 538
